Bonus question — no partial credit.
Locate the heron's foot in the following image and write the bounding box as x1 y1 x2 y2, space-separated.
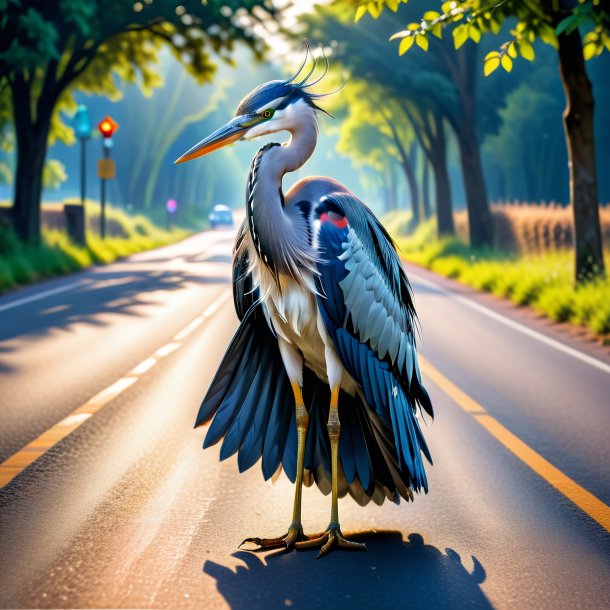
295 524 367 558
239 524 308 552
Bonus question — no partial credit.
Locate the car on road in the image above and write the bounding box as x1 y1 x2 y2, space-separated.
209 204 234 228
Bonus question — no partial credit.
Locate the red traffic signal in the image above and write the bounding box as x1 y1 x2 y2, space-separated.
98 116 118 138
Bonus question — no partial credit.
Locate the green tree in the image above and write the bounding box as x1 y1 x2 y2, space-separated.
326 2 494 244
42 159 67 190
483 82 566 202
354 0 609 280
300 6 458 236
0 0 271 243
333 83 420 219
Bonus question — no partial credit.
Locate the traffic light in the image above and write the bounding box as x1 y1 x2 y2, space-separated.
98 116 118 139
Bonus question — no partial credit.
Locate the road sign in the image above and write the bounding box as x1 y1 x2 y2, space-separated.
97 158 116 179
98 116 118 139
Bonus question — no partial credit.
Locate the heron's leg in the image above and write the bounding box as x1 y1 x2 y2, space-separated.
296 386 367 558
240 383 309 552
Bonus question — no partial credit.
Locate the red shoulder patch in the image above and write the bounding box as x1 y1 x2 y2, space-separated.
320 211 348 229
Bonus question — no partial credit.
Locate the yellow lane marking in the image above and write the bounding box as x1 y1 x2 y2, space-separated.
418 355 610 533
0 291 232 489
419 357 487 414
474 414 610 532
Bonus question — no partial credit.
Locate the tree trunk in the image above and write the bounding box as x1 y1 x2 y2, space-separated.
400 152 420 226
453 45 494 248
430 120 454 237
11 93 51 244
456 125 493 247
422 157 431 219
430 152 454 237
557 29 604 282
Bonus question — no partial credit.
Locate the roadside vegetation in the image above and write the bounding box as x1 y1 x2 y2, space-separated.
388 207 610 339
0 202 189 294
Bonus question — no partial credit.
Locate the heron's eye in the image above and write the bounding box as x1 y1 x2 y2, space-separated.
261 109 274 119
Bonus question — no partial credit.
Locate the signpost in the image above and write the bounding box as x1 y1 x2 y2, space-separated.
65 105 91 245
97 116 118 238
166 199 177 230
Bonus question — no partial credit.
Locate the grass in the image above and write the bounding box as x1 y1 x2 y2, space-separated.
0 202 190 294
392 217 610 339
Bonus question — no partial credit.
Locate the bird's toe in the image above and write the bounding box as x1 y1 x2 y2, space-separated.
296 525 367 558
239 525 308 552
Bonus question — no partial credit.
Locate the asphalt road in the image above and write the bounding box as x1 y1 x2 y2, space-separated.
0 229 609 610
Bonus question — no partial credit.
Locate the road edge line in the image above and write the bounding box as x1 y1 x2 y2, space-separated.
407 267 610 376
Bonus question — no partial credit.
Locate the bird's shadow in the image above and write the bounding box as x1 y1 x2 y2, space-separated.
203 531 491 610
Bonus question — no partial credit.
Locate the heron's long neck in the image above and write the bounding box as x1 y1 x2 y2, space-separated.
246 117 318 282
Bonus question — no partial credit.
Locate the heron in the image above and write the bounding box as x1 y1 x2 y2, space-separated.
176 49 434 558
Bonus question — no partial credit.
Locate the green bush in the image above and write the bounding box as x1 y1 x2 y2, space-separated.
387 215 610 338
0 204 190 294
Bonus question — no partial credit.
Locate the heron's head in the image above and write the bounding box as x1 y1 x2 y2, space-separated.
175 46 336 164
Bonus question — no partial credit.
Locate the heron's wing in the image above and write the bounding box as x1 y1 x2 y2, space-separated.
315 193 432 492
195 303 296 481
232 220 259 321
317 193 432 414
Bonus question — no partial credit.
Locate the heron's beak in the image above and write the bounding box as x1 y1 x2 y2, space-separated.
174 115 251 164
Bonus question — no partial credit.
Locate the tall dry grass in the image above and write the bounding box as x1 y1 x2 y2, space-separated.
454 202 610 255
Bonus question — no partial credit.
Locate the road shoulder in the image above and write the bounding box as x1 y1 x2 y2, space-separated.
403 260 610 366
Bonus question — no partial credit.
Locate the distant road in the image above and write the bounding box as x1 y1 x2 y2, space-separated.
0 229 609 609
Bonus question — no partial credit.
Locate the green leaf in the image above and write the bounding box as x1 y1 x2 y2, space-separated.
469 26 481 43
416 33 429 50
507 41 517 58
367 2 380 19
453 24 468 49
399 35 415 55
539 24 559 49
518 39 535 61
483 51 501 76
423 11 440 21
583 41 598 60
430 23 443 39
501 54 513 72
355 6 367 22
556 12 587 37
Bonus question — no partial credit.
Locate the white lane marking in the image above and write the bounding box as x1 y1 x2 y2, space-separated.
0 281 85 314
409 270 610 375
174 317 203 341
88 377 139 407
0 290 232 488
202 292 231 318
155 342 181 358
59 413 92 427
129 356 158 376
